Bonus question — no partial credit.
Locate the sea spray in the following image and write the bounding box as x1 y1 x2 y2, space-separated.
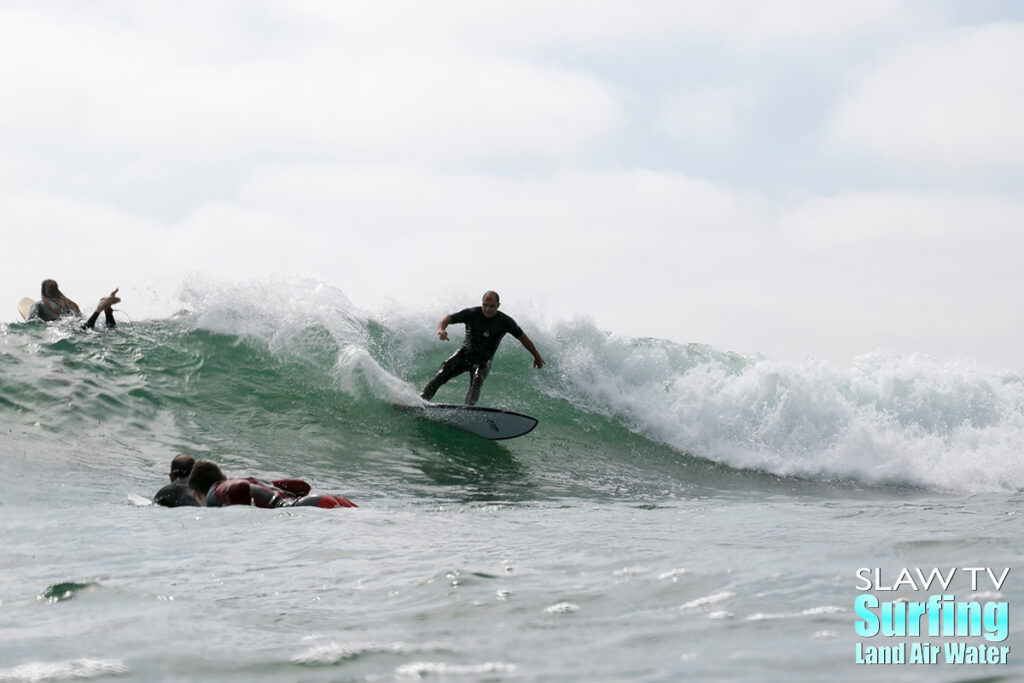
538 318 1024 492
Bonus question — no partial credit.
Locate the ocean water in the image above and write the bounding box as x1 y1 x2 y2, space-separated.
1 279 1021 682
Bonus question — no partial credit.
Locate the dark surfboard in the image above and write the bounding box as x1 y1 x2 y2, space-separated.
404 403 538 440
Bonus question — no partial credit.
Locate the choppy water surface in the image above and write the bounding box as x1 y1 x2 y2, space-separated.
1 280 1021 681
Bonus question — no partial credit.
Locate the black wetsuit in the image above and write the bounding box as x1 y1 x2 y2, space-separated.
27 299 74 322
153 479 200 507
27 300 115 330
82 309 116 330
420 307 524 405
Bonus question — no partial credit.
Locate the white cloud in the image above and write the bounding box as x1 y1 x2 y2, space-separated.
773 191 1024 362
278 0 923 54
0 1 923 163
89 46 620 165
826 23 1024 169
657 86 754 145
0 4 621 168
781 191 1023 251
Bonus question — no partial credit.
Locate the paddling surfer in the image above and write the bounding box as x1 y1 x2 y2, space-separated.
420 290 544 406
26 280 120 330
153 454 200 507
187 461 357 509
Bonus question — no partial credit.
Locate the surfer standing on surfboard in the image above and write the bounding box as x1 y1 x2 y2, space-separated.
25 279 121 330
420 290 544 406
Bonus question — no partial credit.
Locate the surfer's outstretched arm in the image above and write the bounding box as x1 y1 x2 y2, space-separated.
436 314 453 341
518 333 545 369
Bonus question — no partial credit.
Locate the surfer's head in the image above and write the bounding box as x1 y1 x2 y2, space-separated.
481 291 500 318
169 454 195 481
188 460 226 505
41 279 62 299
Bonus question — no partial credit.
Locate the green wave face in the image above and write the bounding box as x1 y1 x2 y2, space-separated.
0 312 745 507
3 283 1023 501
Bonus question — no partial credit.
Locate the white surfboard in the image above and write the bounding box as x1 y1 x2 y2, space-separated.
17 297 35 320
408 403 539 440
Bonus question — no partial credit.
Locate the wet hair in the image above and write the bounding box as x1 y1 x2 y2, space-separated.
483 290 500 305
39 279 78 318
169 454 195 480
188 460 227 495
41 279 62 299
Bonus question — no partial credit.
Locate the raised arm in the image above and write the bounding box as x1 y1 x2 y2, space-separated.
82 288 120 330
96 288 120 312
518 333 545 369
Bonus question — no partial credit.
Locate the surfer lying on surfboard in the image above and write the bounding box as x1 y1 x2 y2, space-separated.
420 290 544 406
25 279 121 330
153 454 201 507
187 460 357 509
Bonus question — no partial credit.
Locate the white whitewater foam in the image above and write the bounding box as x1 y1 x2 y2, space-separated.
396 661 517 678
292 640 453 665
177 276 421 404
550 318 1024 492
545 601 579 613
680 591 735 610
0 659 128 682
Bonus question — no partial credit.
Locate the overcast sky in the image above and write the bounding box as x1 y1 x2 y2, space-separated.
2 0 1022 369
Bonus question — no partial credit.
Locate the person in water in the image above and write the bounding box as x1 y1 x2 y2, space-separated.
187 460 357 509
420 290 544 406
153 454 200 507
27 279 120 330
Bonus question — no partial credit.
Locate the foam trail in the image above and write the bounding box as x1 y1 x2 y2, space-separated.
334 344 423 404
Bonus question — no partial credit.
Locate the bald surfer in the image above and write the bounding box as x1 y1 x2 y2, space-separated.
420 290 544 406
